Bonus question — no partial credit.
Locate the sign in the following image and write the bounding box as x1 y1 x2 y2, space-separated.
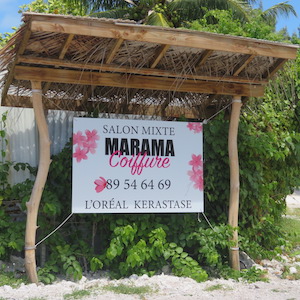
72 118 203 213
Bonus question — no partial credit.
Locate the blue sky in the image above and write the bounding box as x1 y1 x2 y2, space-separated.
0 0 299 36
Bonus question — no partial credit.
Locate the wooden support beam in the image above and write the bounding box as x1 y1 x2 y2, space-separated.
27 14 298 59
233 54 255 76
105 38 124 64
263 58 287 79
196 49 213 70
2 94 200 118
25 81 51 283
59 34 74 60
228 96 242 271
14 66 265 97
150 44 170 68
18 55 267 85
1 28 31 102
43 34 74 93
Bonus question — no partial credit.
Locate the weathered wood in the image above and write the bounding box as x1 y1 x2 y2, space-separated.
1 94 204 119
263 58 287 79
196 49 213 70
1 28 31 102
150 44 170 68
105 38 124 64
228 96 242 271
42 34 74 93
25 81 51 283
14 66 265 97
59 34 74 60
233 54 256 76
27 14 298 59
18 55 267 85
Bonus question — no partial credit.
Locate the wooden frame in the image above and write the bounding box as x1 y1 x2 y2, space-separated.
14 66 265 97
0 12 298 283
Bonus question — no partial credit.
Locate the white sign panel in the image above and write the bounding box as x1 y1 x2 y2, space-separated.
72 118 203 213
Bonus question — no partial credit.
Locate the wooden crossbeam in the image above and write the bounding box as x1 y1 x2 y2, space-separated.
196 49 213 70
14 65 265 97
233 54 255 76
105 38 123 64
150 44 170 68
28 14 298 59
2 94 199 119
18 56 267 85
43 34 75 93
59 34 74 60
263 58 287 79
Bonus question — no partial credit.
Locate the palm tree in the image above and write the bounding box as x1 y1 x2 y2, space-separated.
63 0 297 28
64 0 253 27
255 1 297 26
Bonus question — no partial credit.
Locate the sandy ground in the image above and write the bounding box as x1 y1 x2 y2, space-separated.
1 192 299 300
1 274 300 300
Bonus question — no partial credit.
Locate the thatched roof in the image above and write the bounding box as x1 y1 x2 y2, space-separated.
0 12 298 119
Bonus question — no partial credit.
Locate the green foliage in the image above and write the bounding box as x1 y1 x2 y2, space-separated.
0 265 27 288
0 31 16 48
100 221 208 281
187 9 290 41
189 225 234 267
53 245 83 281
20 0 84 16
240 267 268 283
37 265 57 284
0 112 28 260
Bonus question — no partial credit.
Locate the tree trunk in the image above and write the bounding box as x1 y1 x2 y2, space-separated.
228 96 242 271
25 81 51 283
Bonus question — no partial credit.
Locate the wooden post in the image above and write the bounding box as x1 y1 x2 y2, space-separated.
24 81 51 283
228 96 242 270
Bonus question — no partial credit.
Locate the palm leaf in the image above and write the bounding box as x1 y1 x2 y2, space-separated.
169 0 252 23
261 2 297 20
89 8 131 19
146 11 171 27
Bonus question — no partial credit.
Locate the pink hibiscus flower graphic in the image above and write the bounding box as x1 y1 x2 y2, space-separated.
73 146 88 163
193 175 204 190
187 154 204 191
187 122 203 134
94 177 107 193
73 129 100 163
189 154 202 170
83 140 97 154
73 131 86 147
187 122 194 131
85 129 100 143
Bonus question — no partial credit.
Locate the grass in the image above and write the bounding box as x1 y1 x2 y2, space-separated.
282 204 300 248
286 207 300 218
0 271 27 288
282 217 300 247
204 284 232 292
63 289 91 300
103 283 155 295
271 288 286 293
282 265 300 280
